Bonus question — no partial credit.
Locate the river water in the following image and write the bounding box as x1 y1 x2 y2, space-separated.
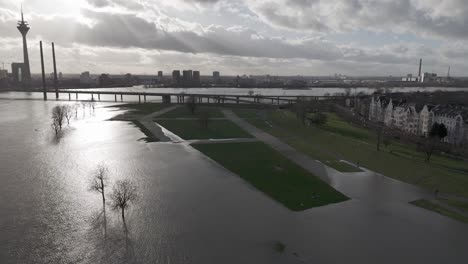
1 94 468 263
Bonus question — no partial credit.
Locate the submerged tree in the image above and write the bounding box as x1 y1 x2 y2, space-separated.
63 105 73 125
52 105 65 130
51 119 61 135
110 180 138 225
89 164 109 208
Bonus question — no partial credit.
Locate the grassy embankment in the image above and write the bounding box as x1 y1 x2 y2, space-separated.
410 199 468 224
239 109 468 198
110 103 349 210
193 142 349 211
156 106 252 140
232 109 362 173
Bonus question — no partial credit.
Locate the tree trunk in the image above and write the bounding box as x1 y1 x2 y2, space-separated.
100 178 105 207
101 192 105 208
121 207 125 223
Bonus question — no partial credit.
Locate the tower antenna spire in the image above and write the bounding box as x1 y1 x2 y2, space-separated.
21 4 24 22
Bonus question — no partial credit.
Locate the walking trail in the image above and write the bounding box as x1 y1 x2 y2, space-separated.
222 109 435 203
140 105 180 142
223 109 331 184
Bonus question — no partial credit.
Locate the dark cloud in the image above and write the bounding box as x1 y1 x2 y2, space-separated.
0 9 343 60
248 0 468 40
86 0 144 10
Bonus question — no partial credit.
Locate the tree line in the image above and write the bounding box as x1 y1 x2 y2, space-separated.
51 101 97 135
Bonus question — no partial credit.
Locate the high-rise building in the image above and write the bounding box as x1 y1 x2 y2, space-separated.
16 8 31 84
182 70 193 86
193 71 200 86
80 71 93 87
172 70 181 85
158 71 163 79
11 63 25 83
213 71 220 84
0 69 8 80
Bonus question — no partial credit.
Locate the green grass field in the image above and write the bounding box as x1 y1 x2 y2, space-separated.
438 198 468 212
410 199 468 223
246 110 468 197
193 142 349 211
318 112 370 140
158 106 225 118
157 119 252 140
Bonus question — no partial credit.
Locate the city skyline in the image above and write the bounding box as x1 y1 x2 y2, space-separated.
1 0 468 76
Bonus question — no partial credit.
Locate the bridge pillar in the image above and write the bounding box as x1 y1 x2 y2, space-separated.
98 94 101 101
237 97 239 104
139 95 141 104
68 93 71 101
76 93 78 100
277 97 280 105
91 94 94 101
120 94 123 102
115 94 117 102
144 95 147 103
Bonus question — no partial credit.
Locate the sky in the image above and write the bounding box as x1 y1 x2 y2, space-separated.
0 0 468 76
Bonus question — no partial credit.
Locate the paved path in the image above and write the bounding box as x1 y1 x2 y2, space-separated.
223 109 331 183
140 105 180 142
223 109 432 202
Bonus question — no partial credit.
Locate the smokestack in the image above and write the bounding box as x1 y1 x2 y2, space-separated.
40 41 47 100
52 42 58 99
418 58 422 82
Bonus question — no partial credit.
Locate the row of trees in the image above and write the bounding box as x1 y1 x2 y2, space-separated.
51 105 74 135
374 121 447 162
51 102 97 135
89 164 138 225
294 99 328 126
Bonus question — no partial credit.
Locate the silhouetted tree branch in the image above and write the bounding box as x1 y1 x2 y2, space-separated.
89 163 109 208
110 180 138 226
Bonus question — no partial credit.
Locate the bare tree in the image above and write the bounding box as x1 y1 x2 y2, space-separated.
52 105 65 130
63 105 73 125
51 119 60 135
294 99 309 125
376 122 385 151
198 111 210 129
186 95 196 115
89 164 109 208
110 180 138 224
74 103 80 118
90 101 97 112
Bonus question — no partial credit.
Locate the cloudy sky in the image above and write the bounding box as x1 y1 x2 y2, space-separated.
1 0 467 76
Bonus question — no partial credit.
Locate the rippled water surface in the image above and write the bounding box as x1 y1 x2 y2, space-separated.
1 96 468 264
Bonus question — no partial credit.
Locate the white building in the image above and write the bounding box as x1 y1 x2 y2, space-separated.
369 96 468 145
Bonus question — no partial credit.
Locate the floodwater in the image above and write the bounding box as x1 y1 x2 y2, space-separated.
1 94 468 264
